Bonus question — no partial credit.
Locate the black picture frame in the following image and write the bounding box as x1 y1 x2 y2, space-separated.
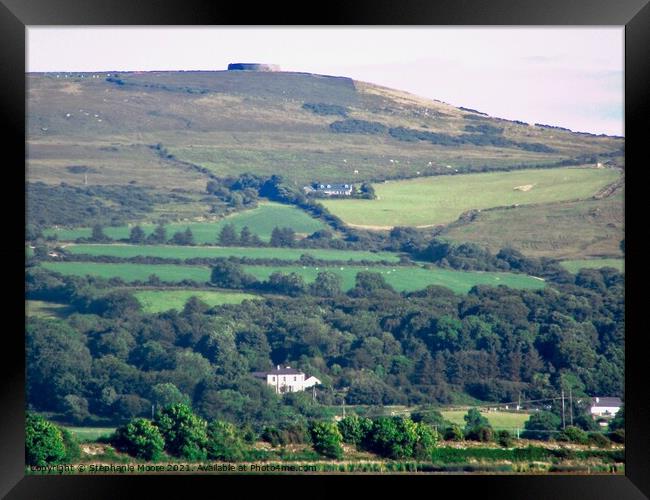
3 1 648 497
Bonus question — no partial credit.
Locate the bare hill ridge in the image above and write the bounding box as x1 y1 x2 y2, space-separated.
27 70 624 189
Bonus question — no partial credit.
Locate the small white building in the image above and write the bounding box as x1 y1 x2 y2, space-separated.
590 397 622 418
252 366 321 394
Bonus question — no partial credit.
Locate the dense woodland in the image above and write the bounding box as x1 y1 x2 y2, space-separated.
26 262 623 430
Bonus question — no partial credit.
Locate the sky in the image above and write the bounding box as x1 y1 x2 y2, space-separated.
27 27 624 136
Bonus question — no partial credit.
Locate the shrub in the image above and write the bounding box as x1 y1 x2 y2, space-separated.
61 428 81 462
113 418 165 461
465 425 494 442
497 429 513 448
608 429 625 444
308 421 344 459
338 415 373 447
25 414 66 466
366 417 418 459
154 404 208 460
560 426 589 445
587 432 611 448
206 421 245 461
443 425 464 441
521 411 561 441
413 423 439 459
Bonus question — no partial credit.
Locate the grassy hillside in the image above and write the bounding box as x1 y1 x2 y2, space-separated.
63 244 401 263
133 289 260 313
41 261 546 294
322 167 620 228
44 202 326 242
441 189 624 260
560 258 624 273
27 71 624 189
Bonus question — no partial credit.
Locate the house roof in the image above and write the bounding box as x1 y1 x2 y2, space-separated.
317 183 352 190
591 397 622 407
252 367 304 377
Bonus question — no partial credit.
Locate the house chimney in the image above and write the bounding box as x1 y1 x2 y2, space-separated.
277 365 280 370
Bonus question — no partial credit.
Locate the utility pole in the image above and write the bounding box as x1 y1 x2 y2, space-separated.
561 389 566 429
342 399 346 418
518 392 521 411
151 403 155 420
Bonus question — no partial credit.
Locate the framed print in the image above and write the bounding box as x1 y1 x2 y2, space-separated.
2 0 649 497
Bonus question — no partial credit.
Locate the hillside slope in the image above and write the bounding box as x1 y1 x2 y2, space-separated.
27 70 624 189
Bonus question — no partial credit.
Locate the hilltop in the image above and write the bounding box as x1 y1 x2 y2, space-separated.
27 70 624 190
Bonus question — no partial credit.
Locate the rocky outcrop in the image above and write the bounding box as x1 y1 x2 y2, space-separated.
227 63 280 72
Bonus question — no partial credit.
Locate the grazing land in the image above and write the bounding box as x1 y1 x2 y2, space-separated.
63 244 401 263
44 202 326 242
441 410 531 431
25 300 74 319
440 189 624 260
27 71 623 190
64 427 116 443
133 289 260 313
321 167 621 228
41 261 546 294
42 261 212 282
560 258 624 274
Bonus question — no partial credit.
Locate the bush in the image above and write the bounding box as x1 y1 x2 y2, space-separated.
113 418 165 461
521 412 561 441
465 425 494 442
61 428 81 462
560 426 589 445
608 429 625 444
338 415 373 446
206 421 245 461
308 421 344 459
413 423 439 459
154 404 208 460
497 430 513 448
587 432 611 448
366 417 418 459
25 414 66 466
443 425 464 441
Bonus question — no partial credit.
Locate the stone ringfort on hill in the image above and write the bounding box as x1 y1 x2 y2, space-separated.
227 63 281 71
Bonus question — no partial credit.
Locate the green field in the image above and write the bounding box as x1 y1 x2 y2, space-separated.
134 289 261 313
64 243 401 263
441 410 531 431
43 202 326 243
322 167 621 228
440 189 624 260
560 258 624 273
64 427 115 442
41 262 546 294
26 300 74 319
42 261 212 282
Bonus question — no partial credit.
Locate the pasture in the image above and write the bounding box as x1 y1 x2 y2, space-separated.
41 262 546 294
440 189 624 260
43 202 326 242
441 410 531 431
133 289 260 313
560 258 624 273
321 167 621 228
63 243 401 263
64 427 115 443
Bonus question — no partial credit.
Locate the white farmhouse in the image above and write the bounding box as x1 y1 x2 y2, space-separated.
252 366 321 394
590 397 622 418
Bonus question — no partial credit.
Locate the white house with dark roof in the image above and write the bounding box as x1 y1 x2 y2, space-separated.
304 182 354 196
252 366 321 394
589 397 622 418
